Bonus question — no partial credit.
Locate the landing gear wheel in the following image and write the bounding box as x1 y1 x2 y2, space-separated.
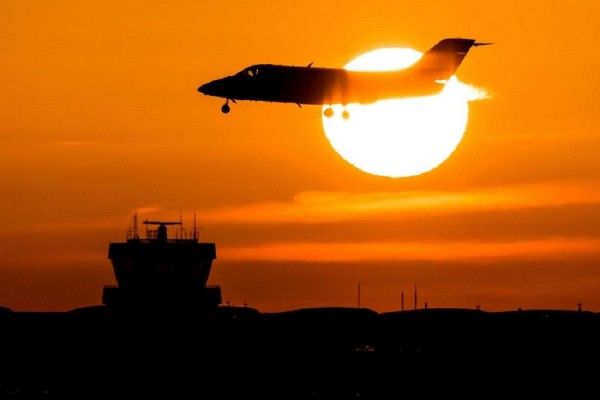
323 107 334 118
221 103 230 114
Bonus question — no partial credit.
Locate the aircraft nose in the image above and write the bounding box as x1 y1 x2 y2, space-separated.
198 79 223 96
198 77 232 98
197 82 210 94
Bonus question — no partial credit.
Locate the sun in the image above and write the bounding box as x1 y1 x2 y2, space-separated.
322 48 477 178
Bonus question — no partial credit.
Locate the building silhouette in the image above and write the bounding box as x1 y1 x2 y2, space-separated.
0 216 599 397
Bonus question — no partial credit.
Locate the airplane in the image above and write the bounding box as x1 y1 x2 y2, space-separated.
198 38 491 119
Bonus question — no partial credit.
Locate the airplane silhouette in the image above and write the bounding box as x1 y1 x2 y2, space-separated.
198 38 491 119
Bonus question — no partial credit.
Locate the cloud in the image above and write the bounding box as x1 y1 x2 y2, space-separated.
219 238 600 262
7 206 163 234
201 180 600 224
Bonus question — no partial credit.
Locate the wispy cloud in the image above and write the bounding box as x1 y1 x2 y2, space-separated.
220 238 600 262
8 206 163 234
202 180 600 224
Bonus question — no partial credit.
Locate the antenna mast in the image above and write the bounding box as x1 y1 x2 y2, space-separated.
193 212 197 241
401 291 404 311
129 212 139 240
414 284 417 310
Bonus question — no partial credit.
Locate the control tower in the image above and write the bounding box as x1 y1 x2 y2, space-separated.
102 216 221 308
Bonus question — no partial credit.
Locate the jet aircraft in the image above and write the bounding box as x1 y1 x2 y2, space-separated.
198 38 490 119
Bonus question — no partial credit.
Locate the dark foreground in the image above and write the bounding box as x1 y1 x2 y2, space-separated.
1 306 599 398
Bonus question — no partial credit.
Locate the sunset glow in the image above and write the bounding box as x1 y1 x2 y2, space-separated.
220 238 600 265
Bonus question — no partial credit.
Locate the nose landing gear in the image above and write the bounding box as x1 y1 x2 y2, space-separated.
221 98 236 114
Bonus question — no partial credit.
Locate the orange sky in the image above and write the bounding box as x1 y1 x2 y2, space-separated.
1 1 600 312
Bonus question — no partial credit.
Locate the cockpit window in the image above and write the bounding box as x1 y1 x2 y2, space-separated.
241 67 259 77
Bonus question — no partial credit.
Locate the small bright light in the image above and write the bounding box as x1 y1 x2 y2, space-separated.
322 48 485 178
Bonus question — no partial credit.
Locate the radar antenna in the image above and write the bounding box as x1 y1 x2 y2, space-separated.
143 220 182 241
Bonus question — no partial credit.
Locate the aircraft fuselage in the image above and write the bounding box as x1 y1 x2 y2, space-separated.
198 38 489 115
199 64 446 106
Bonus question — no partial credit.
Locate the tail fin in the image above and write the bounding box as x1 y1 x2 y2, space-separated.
415 38 480 80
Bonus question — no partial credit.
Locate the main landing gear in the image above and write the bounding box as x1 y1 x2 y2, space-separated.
323 106 350 120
